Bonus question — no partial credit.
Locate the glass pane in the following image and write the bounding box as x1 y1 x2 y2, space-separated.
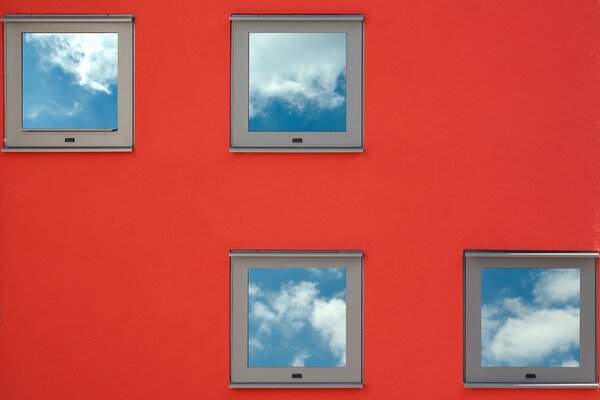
22 33 118 129
481 268 580 367
248 267 347 367
248 33 346 132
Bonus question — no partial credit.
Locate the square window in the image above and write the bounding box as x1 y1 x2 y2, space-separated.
464 251 598 388
230 15 363 152
230 250 363 387
3 15 134 151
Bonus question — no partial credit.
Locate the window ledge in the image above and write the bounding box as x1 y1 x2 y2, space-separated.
465 383 599 389
3 147 133 153
230 383 363 388
229 147 364 153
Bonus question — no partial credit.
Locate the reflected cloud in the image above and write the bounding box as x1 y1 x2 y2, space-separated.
249 33 346 132
22 33 118 129
25 33 118 93
482 269 580 367
248 268 346 367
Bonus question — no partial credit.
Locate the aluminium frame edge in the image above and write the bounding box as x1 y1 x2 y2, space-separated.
229 249 364 386
229 250 364 258
230 383 363 388
464 383 599 389
3 14 134 23
2 14 135 151
228 15 364 152
463 250 599 386
465 251 599 258
230 14 364 21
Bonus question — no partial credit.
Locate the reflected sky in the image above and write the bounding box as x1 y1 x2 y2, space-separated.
248 33 346 132
248 268 346 367
481 268 580 367
22 33 118 129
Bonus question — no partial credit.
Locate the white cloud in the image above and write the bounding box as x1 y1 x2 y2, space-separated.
307 268 324 277
24 101 82 121
250 301 276 335
532 269 580 305
251 301 276 322
250 281 317 338
249 280 346 365
561 359 579 367
481 305 502 360
501 297 528 316
482 269 582 367
291 351 310 367
486 306 579 366
249 33 346 118
25 33 118 94
311 298 346 366
249 338 264 351
248 283 263 298
307 268 344 280
271 281 318 334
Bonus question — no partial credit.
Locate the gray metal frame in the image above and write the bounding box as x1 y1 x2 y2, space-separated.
3 15 134 152
464 251 598 388
230 250 363 388
230 15 364 152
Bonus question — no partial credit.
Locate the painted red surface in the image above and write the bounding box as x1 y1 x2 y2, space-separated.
0 1 599 399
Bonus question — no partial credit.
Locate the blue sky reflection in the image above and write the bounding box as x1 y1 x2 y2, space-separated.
481 268 580 367
22 33 118 129
248 33 346 132
248 267 346 367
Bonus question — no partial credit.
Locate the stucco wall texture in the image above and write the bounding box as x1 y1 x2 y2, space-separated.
1 1 599 399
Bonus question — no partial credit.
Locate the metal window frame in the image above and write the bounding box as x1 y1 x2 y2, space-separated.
464 250 598 388
3 14 135 152
230 250 364 388
230 15 364 153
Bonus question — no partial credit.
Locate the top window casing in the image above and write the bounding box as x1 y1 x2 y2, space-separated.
3 14 134 152
230 15 364 152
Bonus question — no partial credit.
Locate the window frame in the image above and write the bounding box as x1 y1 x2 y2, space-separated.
229 15 364 153
230 250 363 388
464 250 598 388
3 14 134 152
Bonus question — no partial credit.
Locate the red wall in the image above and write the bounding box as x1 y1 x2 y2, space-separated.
1 1 599 399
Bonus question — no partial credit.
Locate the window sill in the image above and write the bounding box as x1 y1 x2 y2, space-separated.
229 147 363 153
464 383 599 389
2 147 133 153
230 383 363 388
